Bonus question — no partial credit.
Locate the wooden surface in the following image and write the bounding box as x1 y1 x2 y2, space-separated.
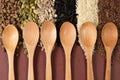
2 25 19 80
41 21 57 80
23 21 39 80
60 22 76 80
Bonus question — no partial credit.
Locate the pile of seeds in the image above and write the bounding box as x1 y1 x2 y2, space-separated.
37 0 56 27
20 0 39 29
0 0 22 31
54 0 77 44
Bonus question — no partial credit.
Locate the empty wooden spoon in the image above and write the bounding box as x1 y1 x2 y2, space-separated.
60 22 76 80
41 21 57 80
2 25 19 80
23 21 39 80
79 22 97 80
101 22 118 80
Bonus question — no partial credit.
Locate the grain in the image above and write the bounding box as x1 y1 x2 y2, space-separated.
77 0 98 30
37 0 56 27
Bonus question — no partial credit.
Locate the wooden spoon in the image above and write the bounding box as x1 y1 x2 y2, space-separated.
2 25 19 80
101 22 118 80
23 21 39 80
60 22 76 80
41 21 57 80
79 22 97 80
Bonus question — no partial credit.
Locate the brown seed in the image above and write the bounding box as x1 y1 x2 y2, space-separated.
5 20 9 24
7 16 10 20
5 0 9 2
0 27 3 34
7 10 10 13
10 14 14 17
10 0 15 3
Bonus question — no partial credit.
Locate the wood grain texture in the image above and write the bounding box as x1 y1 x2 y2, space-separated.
23 21 39 80
41 21 57 80
79 22 97 80
60 22 76 80
2 25 19 80
101 22 118 80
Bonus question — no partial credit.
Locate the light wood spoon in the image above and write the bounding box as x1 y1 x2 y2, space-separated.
23 21 39 80
79 22 97 80
60 22 76 80
101 22 118 80
41 21 57 80
2 25 19 80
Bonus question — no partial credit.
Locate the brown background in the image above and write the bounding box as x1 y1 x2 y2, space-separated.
0 43 120 80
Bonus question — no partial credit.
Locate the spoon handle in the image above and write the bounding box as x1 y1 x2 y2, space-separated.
65 49 71 80
28 53 34 80
46 54 52 80
105 56 111 80
8 53 15 80
105 48 112 80
86 51 94 80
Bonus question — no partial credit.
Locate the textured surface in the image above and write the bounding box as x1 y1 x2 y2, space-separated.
77 0 98 30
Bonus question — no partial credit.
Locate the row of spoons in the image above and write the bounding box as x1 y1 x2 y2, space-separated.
79 22 118 80
2 21 118 80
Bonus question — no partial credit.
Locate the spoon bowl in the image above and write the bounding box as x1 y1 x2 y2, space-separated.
101 22 118 80
23 21 39 80
79 22 97 80
2 25 19 80
60 22 76 80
